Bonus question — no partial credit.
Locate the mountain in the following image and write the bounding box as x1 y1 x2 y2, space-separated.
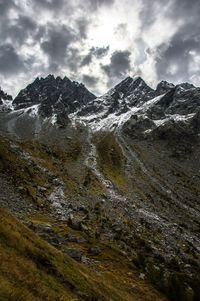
0 75 200 301
0 75 96 139
13 74 96 113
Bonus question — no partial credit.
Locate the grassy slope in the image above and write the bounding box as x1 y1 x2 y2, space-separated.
0 206 168 301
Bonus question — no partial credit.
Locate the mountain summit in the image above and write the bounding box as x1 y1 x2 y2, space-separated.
12 75 96 119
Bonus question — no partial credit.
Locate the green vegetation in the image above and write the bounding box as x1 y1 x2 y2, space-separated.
95 133 126 190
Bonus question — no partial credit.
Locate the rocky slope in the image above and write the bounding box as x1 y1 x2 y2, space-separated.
0 75 200 301
1 205 169 301
0 138 168 301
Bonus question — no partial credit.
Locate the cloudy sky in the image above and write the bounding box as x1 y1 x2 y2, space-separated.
0 0 200 97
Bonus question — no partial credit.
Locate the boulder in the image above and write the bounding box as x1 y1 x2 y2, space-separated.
38 233 62 249
65 233 77 242
56 236 68 245
76 236 86 244
36 223 52 233
69 217 82 230
24 221 52 233
87 246 101 255
65 233 85 244
37 186 47 193
64 248 83 262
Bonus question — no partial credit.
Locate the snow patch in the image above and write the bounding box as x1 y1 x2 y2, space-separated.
9 104 40 117
78 93 166 132
51 114 57 125
0 99 14 111
24 104 40 117
154 113 195 127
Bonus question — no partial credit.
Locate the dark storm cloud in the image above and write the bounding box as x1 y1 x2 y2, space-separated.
156 24 200 82
170 0 200 19
81 54 93 67
0 0 93 84
0 44 25 75
76 19 89 40
155 19 200 82
140 0 200 31
31 0 66 11
67 48 82 72
1 15 37 46
0 0 16 15
81 46 109 67
40 25 76 70
102 50 131 77
139 0 200 84
17 15 37 32
1 0 200 96
82 74 98 86
92 46 110 58
86 0 115 11
140 0 160 30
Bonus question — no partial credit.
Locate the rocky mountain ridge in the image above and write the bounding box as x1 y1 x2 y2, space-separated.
1 75 199 139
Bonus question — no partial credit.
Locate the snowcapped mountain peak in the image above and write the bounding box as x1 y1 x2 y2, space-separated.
12 75 96 118
0 75 199 139
156 80 175 94
112 76 152 97
73 76 200 134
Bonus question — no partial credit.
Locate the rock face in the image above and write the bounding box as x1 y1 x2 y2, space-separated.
0 75 96 139
13 74 96 115
74 77 200 136
0 75 200 301
0 88 13 111
0 89 12 103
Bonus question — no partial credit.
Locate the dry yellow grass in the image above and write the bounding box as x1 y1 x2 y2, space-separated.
0 206 168 301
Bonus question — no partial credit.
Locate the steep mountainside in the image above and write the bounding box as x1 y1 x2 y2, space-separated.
1 205 168 301
0 75 199 301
